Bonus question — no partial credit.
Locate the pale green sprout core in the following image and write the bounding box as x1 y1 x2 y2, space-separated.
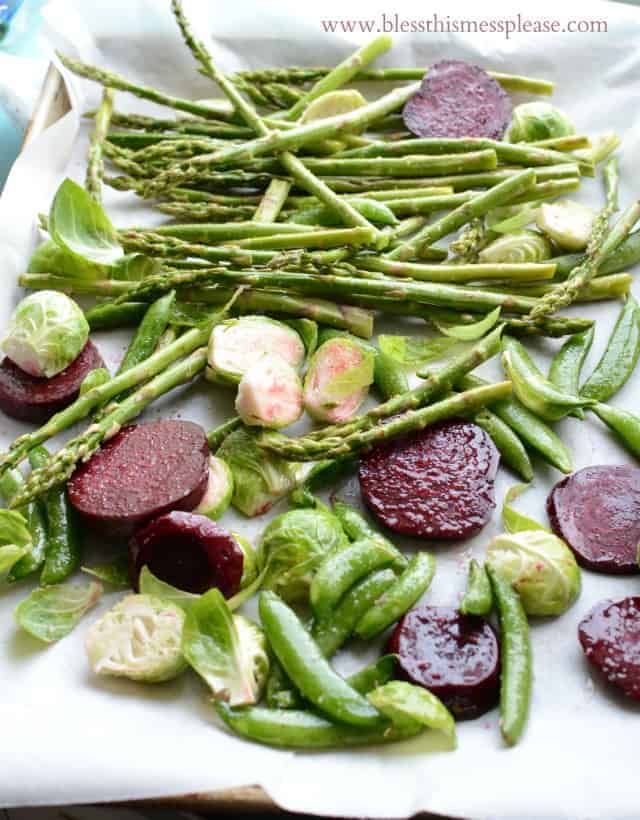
85 594 186 682
536 200 596 251
193 456 234 519
2 291 89 378
486 530 581 616
303 337 375 423
478 231 552 264
507 102 575 143
235 353 303 429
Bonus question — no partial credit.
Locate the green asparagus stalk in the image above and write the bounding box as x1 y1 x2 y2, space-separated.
226 226 377 250
128 221 315 241
170 0 375 231
387 168 537 261
253 179 291 222
258 381 512 461
156 202 257 221
119 231 278 266
0 326 211 477
356 258 556 283
85 88 114 202
58 52 236 121
10 347 209 506
282 36 392 121
283 151 499 178
529 135 591 151
498 272 632 302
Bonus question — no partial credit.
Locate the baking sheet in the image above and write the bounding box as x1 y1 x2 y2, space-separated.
1 0 640 816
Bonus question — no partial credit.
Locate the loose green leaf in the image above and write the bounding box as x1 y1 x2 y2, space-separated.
138 566 199 613
28 239 105 280
489 206 541 235
15 581 103 643
502 483 547 534
378 334 458 371
368 680 456 744
110 253 160 281
81 556 130 589
436 308 502 341
0 509 32 575
49 178 123 265
182 588 269 705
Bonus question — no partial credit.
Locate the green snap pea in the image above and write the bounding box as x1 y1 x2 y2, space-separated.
580 296 640 403
85 301 148 330
460 559 493 616
1 456 48 582
553 228 640 280
486 565 532 746
266 658 304 710
458 375 572 473
214 701 418 749
592 402 640 458
502 335 593 421
331 501 407 567
115 289 176 377
318 327 409 399
356 552 436 640
259 591 383 728
548 327 594 420
289 458 357 508
34 445 80 586
206 416 243 451
473 408 534 482
347 654 397 694
310 538 405 620
79 367 110 396
313 568 397 657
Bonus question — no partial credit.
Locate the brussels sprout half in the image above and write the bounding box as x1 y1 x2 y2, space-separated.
506 102 575 143
235 354 303 429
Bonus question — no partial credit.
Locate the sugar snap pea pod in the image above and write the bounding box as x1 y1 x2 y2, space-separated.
473 408 534 482
317 327 409 399
460 559 493 616
347 654 397 694
1 458 48 582
289 458 356 508
592 403 640 459
486 565 532 746
310 538 405 620
32 445 80 586
580 296 640 403
552 229 640 280
116 290 176 377
457 374 572 473
206 416 243 451
548 326 594 419
79 367 110 396
259 591 383 728
85 301 148 330
313 568 397 657
331 501 406 565
214 701 418 748
266 658 305 709
355 552 436 639
502 335 593 421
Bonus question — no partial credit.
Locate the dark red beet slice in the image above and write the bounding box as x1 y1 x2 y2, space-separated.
547 465 640 574
388 605 500 720
129 511 243 596
403 60 512 140
0 340 105 423
578 597 640 700
358 419 499 539
68 420 209 537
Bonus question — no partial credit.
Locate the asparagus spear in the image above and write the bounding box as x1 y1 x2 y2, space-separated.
170 0 376 232
253 179 291 222
387 168 537 261
356 259 556 283
279 151 500 178
10 347 209 506
258 381 513 461
85 88 114 202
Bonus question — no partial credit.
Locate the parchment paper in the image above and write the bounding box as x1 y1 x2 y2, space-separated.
1 0 640 816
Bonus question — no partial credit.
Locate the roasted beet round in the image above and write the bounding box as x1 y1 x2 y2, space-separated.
0 339 105 423
358 419 499 539
68 420 209 537
547 465 640 574
129 511 243 596
578 597 640 700
388 605 500 720
402 60 513 140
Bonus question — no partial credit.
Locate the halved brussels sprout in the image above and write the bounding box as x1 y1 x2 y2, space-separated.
506 102 575 143
193 456 234 519
233 532 259 589
303 337 375 423
486 530 581 616
478 231 552 264
2 291 89 378
85 594 186 682
235 354 303 429
206 316 305 386
536 200 596 251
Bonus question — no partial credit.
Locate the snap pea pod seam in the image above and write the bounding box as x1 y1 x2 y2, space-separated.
331 500 407 566
472 408 534 482
591 402 640 459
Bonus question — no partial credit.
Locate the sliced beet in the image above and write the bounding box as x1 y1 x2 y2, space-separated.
388 605 500 720
358 419 499 539
578 597 640 700
68 420 209 537
0 339 105 423
547 465 640 574
403 60 512 140
129 511 243 596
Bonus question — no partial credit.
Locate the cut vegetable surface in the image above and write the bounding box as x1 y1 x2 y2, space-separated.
235 354 303 429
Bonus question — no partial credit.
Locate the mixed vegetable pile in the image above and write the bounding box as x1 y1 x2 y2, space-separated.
1 0 640 754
